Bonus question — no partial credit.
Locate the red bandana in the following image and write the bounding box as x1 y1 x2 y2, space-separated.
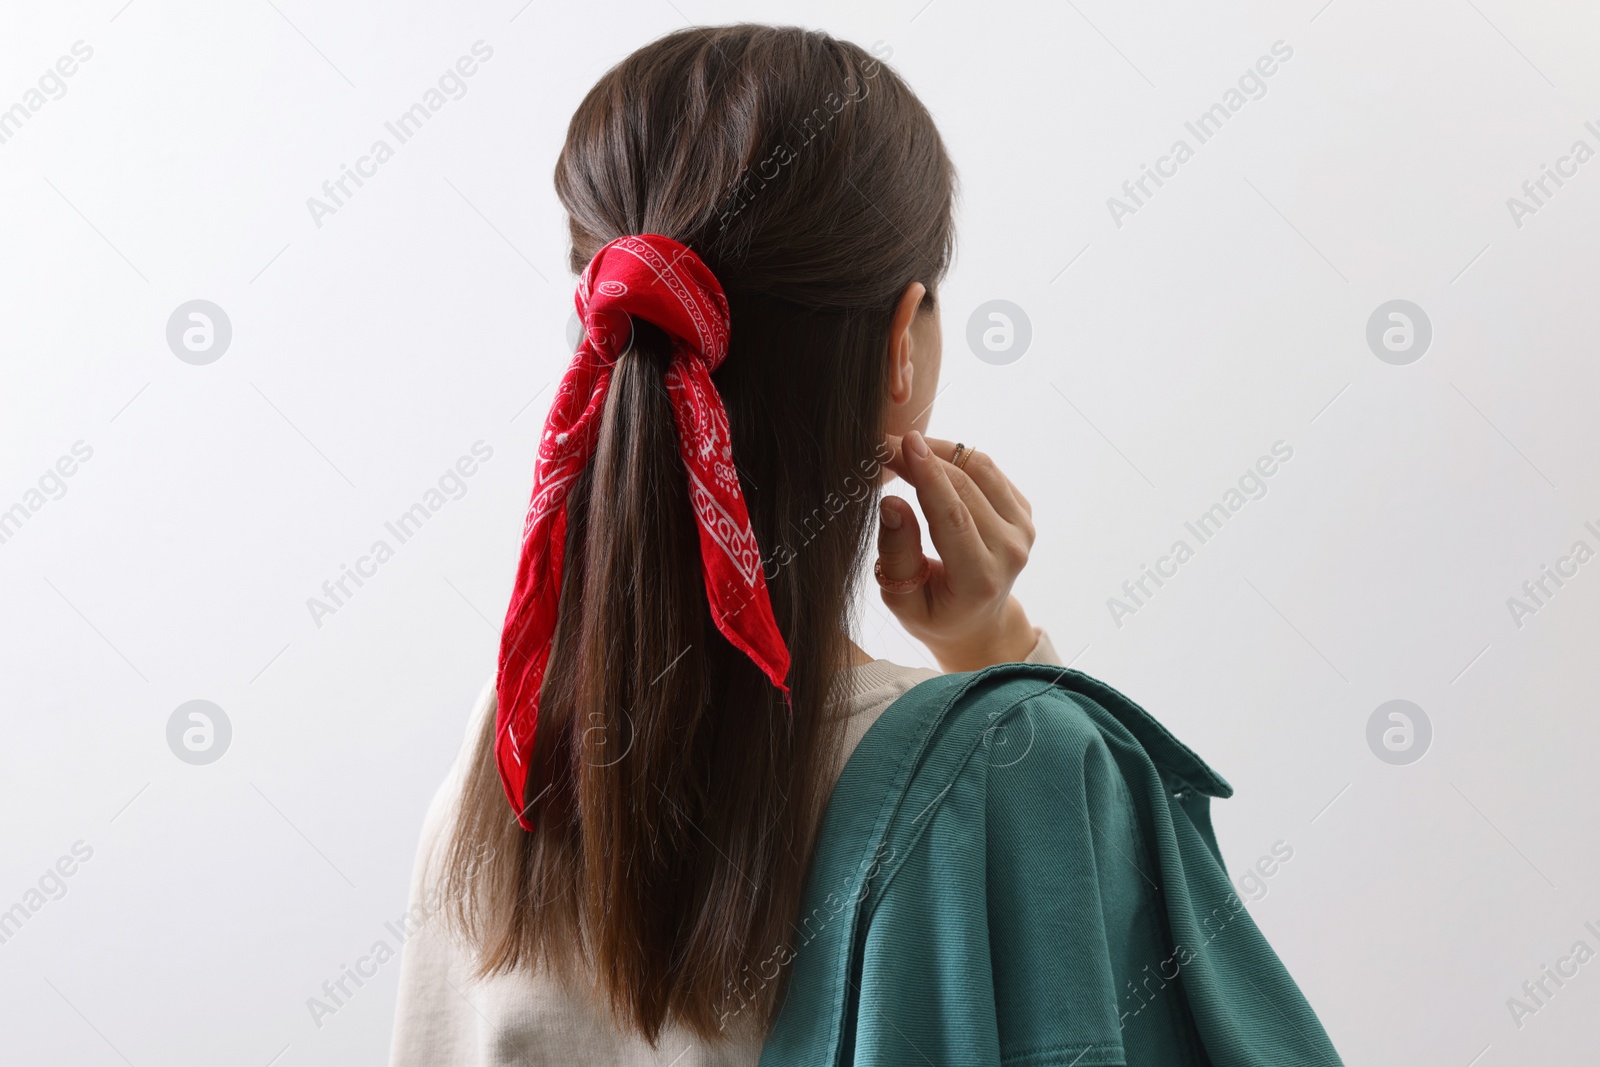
495 234 791 828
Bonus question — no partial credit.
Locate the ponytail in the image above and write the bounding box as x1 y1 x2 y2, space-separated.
438 24 955 1043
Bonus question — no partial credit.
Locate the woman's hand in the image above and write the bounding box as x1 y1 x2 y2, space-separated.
876 430 1039 672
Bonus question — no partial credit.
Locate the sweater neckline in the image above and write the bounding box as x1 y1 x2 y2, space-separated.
841 658 939 707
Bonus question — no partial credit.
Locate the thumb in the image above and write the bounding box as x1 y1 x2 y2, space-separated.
876 496 929 607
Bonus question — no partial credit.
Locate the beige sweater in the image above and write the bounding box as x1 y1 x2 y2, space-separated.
389 632 1062 1066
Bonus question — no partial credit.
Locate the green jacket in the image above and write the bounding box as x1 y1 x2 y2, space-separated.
759 664 1343 1067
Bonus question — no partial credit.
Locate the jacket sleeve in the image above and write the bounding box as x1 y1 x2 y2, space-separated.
853 685 1160 1066
980 688 1215 1065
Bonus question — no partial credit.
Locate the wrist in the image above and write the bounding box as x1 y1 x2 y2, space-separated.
927 598 1038 673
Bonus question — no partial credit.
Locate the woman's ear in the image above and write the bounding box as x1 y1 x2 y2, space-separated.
887 282 927 405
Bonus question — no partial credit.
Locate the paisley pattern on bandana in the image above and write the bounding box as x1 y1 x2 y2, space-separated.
494 234 791 829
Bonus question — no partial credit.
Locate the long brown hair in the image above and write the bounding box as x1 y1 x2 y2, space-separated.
440 24 955 1043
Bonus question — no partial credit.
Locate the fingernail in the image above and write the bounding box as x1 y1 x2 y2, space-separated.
879 500 902 529
906 431 930 459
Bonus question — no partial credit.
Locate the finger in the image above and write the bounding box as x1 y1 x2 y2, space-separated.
881 435 1025 546
881 434 909 484
899 430 989 585
950 461 1013 551
914 442 1015 553
883 434 1010 547
875 496 931 615
923 437 1029 529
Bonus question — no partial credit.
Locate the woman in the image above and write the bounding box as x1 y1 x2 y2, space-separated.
390 24 1342 1067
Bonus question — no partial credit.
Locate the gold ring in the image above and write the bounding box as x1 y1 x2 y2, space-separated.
874 557 931 594
952 442 975 470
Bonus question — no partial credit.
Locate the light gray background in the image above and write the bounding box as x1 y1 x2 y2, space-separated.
3 0 1597 1063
